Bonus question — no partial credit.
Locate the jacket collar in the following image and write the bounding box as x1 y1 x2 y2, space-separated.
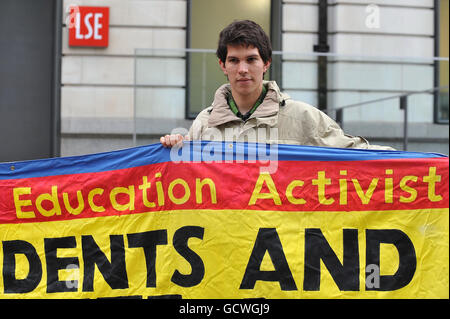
207 81 289 127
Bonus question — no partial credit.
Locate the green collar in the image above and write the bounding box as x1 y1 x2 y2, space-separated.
228 84 267 121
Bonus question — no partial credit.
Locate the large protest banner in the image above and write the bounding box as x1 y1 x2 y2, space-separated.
0 141 448 299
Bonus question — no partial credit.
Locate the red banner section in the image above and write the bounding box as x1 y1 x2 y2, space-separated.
1 157 447 224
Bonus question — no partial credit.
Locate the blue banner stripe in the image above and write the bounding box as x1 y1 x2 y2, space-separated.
1 141 447 180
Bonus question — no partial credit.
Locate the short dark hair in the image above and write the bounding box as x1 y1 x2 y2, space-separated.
216 20 272 64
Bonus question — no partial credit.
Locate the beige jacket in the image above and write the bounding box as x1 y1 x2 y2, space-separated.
188 81 394 150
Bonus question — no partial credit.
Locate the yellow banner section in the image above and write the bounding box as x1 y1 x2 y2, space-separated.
0 209 448 299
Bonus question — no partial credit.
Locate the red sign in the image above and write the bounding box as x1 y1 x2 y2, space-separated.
68 6 109 47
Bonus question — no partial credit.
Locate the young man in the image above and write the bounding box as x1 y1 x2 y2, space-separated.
160 20 394 150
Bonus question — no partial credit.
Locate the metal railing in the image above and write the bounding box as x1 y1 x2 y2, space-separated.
334 86 449 151
133 48 449 151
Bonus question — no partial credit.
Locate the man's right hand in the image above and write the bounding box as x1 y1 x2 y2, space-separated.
160 134 189 148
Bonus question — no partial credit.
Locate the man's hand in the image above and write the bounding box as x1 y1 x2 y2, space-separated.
160 134 189 148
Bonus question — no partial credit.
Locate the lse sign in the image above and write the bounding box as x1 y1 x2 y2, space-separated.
69 6 109 47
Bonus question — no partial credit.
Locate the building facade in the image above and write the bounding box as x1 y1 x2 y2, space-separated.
1 0 448 162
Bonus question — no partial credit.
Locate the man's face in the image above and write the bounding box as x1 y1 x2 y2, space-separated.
219 44 271 99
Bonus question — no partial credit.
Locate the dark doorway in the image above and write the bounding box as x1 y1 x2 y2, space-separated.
0 0 60 162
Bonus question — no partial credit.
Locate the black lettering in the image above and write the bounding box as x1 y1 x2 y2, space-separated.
2 240 42 293
303 228 359 291
240 228 297 291
127 230 167 287
171 226 205 287
366 229 416 291
147 294 182 299
45 236 79 293
98 295 143 299
82 235 128 291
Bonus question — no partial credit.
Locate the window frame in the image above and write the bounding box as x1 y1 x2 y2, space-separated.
433 0 449 124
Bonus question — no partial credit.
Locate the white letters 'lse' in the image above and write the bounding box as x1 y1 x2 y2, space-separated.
75 13 103 40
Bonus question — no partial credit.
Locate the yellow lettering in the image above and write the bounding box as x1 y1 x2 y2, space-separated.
88 188 105 212
36 186 61 217
62 190 84 215
139 176 156 208
285 180 306 205
168 179 190 205
312 171 334 205
352 178 378 204
110 186 135 211
399 175 418 203
385 169 393 204
248 172 281 206
155 172 165 206
13 187 35 219
195 178 217 204
423 166 443 202
339 170 348 205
